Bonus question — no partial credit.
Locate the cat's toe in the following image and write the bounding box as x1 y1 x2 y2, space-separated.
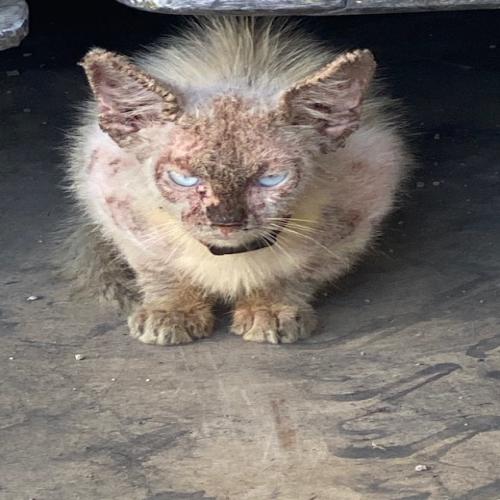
232 304 316 344
128 306 213 346
231 307 254 337
243 322 280 344
278 305 317 343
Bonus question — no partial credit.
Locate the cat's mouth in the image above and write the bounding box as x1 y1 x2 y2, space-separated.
207 227 282 256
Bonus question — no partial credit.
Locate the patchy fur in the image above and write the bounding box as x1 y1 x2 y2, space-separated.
65 17 411 345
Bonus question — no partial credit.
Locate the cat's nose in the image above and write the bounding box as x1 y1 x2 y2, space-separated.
206 202 246 226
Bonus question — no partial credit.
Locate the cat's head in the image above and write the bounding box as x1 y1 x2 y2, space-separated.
81 48 375 254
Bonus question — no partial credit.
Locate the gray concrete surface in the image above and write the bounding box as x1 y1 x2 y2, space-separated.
1 5 500 500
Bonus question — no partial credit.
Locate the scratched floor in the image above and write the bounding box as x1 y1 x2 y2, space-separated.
1 4 500 500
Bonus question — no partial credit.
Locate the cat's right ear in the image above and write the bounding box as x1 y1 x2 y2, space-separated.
279 50 376 145
79 49 182 147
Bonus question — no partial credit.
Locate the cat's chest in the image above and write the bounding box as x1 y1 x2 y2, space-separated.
171 238 306 298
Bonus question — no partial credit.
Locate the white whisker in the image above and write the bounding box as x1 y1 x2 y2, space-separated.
267 222 345 262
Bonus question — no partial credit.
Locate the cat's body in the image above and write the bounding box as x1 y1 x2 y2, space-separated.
67 18 410 345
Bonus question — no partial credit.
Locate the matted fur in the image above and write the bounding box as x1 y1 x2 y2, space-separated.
64 17 411 345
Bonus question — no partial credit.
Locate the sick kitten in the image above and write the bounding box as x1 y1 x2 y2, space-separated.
66 18 410 345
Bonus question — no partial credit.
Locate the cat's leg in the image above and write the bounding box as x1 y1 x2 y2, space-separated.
61 222 141 311
231 285 318 344
128 271 215 346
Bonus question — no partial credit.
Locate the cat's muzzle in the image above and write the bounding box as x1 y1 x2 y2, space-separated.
207 227 282 256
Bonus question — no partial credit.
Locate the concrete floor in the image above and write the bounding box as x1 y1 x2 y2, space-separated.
1 4 500 500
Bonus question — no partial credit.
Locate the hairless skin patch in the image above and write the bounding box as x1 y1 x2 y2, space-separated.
105 195 146 235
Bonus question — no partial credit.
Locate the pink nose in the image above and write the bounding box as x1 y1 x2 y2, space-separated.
214 223 242 237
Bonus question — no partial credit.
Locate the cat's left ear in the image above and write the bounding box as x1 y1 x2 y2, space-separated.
279 50 376 143
79 49 182 147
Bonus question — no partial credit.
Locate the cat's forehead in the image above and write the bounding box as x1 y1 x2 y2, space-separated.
165 96 286 177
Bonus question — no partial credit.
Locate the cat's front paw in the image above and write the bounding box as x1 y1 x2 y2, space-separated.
231 302 317 344
128 304 214 346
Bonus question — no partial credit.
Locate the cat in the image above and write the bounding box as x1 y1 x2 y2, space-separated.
65 18 410 345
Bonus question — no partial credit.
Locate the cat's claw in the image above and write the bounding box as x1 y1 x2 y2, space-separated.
231 303 317 344
128 305 214 346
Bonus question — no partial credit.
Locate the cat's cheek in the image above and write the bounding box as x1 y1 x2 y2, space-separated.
181 202 205 226
246 190 265 222
154 176 180 204
84 147 149 233
160 188 206 226
153 175 206 228
104 195 147 236
247 185 292 221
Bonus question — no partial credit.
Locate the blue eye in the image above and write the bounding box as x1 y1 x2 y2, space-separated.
168 170 200 187
257 173 288 188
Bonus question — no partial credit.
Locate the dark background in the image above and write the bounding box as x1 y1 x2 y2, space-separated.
2 1 499 173
3 1 500 68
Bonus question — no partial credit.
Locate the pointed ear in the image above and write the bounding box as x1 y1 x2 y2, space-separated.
279 50 376 144
79 49 182 147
